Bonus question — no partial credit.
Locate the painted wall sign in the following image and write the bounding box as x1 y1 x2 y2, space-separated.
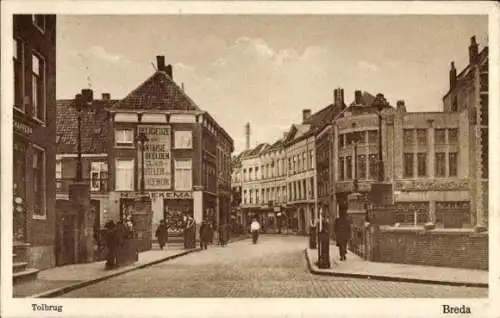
119 191 193 200
138 125 171 190
14 119 33 136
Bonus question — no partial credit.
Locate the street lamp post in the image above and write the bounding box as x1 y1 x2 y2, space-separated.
352 123 359 193
74 89 93 182
135 132 149 194
373 93 388 182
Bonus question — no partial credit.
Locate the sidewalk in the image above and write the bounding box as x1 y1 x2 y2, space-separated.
305 243 488 288
14 244 197 298
14 234 251 298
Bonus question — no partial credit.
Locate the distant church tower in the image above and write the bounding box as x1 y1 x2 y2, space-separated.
245 123 251 150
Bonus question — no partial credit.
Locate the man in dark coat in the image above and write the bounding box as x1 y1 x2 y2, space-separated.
104 221 118 269
155 219 168 250
199 219 211 250
218 223 229 247
334 212 352 261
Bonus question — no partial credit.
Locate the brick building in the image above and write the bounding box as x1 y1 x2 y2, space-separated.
55 93 117 237
107 56 233 239
442 35 488 230
13 14 57 270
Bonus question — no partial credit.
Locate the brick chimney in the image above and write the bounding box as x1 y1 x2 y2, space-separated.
354 90 363 105
156 55 166 71
449 61 457 90
80 88 93 105
469 35 478 65
302 109 312 122
334 88 344 106
102 93 111 100
396 100 407 112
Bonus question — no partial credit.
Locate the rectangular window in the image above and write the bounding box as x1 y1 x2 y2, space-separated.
249 168 253 181
114 129 134 147
32 147 46 218
357 131 366 144
115 159 134 191
358 155 366 179
369 154 377 179
174 130 192 149
32 15 46 32
435 152 446 177
90 161 108 191
175 159 192 191
368 130 378 144
417 129 427 145
243 190 247 204
417 153 427 177
32 54 45 121
339 157 344 180
435 129 446 144
346 156 352 180
13 38 24 110
449 152 458 177
338 134 344 148
403 153 414 178
448 128 459 144
403 129 415 145
309 150 314 169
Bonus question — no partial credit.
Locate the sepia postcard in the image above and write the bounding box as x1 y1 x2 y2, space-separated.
1 1 499 317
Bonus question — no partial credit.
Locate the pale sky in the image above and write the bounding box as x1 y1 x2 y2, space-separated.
56 15 487 154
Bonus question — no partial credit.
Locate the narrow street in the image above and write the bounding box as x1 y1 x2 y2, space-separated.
60 236 486 298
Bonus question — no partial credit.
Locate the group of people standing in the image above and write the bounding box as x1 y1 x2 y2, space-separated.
155 214 232 251
104 219 136 269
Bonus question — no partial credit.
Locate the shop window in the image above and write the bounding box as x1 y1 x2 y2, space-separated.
32 53 45 122
32 147 46 218
115 159 134 191
174 159 192 191
435 152 446 177
174 130 192 149
403 153 414 178
115 129 134 147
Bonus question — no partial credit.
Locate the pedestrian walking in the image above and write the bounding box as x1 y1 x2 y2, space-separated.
219 223 229 247
155 219 168 250
250 218 261 244
199 219 211 250
334 212 351 261
184 215 196 249
104 221 118 269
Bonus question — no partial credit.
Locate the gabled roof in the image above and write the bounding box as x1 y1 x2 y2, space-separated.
110 71 200 111
56 99 117 154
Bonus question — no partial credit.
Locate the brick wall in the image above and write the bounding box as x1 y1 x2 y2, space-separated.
372 226 488 270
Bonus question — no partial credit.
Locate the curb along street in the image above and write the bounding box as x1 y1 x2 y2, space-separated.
304 249 488 289
31 235 251 298
31 249 201 298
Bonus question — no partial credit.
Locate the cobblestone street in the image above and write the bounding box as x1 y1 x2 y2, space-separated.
60 235 486 298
